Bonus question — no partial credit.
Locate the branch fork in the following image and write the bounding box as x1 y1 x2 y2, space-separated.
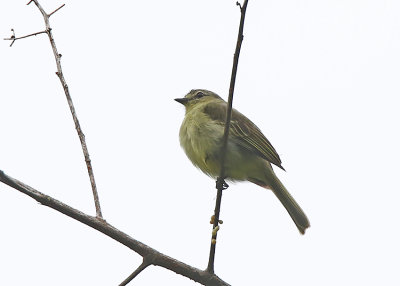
2 0 250 284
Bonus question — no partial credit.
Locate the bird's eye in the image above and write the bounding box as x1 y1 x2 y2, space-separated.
195 92 205 98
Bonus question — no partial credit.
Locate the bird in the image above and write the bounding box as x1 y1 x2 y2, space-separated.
175 89 310 234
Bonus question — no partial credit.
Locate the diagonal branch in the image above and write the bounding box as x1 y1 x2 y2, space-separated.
21 0 103 218
207 0 249 274
48 4 65 17
0 170 230 286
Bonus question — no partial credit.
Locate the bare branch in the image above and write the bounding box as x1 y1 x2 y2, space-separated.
0 170 230 286
12 0 104 218
207 0 249 274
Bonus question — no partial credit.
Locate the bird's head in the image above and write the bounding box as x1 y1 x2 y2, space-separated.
175 89 223 111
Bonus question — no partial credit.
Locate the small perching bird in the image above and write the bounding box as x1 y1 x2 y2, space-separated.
175 89 310 234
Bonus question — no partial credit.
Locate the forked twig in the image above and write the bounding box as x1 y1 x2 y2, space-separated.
3 29 48 47
206 0 249 274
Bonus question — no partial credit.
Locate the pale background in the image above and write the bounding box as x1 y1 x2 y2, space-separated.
1 1 400 285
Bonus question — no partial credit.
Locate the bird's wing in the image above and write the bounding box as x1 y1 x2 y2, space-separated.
203 101 285 170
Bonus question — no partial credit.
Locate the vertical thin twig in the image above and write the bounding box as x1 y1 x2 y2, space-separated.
206 0 249 274
27 0 103 218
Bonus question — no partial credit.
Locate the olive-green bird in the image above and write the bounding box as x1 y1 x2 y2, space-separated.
175 89 310 234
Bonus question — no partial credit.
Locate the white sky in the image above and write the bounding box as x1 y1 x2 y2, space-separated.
1 0 400 285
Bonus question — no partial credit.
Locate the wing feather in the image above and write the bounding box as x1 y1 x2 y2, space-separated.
203 101 284 170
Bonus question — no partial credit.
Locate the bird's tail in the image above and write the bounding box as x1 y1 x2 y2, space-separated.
250 174 310 234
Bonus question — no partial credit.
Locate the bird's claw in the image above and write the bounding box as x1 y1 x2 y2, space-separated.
216 177 229 190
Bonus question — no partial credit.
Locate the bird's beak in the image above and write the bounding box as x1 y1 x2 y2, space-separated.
174 97 189 105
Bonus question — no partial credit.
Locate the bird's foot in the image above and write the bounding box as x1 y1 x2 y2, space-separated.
216 177 229 190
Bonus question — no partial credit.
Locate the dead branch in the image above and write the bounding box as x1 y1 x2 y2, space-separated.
25 0 103 218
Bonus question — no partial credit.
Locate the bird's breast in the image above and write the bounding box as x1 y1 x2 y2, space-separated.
179 110 223 177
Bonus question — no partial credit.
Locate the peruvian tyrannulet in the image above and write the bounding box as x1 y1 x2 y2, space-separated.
175 89 310 234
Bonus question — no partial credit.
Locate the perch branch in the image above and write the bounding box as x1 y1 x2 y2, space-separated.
207 0 249 274
0 170 230 286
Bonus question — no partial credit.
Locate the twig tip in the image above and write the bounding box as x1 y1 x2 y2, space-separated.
49 3 66 17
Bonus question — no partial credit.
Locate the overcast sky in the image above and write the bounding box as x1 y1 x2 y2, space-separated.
1 0 400 285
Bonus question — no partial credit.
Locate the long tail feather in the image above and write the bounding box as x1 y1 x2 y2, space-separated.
250 175 310 234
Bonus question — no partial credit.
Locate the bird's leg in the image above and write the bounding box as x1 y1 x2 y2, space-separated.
216 177 229 190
